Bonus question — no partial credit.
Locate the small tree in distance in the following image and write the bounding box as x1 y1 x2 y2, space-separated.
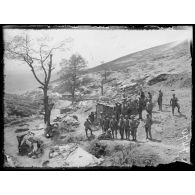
59 54 87 104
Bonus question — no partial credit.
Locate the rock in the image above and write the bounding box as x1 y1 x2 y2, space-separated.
17 132 44 158
62 115 80 127
48 143 103 167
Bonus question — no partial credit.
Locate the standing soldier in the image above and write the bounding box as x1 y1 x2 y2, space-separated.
130 115 140 141
118 114 125 140
138 97 143 120
127 99 132 118
124 115 130 140
114 102 121 122
84 118 93 138
140 89 146 108
121 98 128 116
170 94 181 115
104 116 110 132
89 112 95 124
109 115 118 139
158 90 163 111
146 99 153 118
148 92 152 102
145 114 153 140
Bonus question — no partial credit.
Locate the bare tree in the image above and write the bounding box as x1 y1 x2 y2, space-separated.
5 34 65 135
59 54 87 104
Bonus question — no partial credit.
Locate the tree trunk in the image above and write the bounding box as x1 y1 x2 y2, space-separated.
43 86 50 126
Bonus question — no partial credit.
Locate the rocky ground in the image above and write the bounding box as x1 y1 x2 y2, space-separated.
4 40 192 168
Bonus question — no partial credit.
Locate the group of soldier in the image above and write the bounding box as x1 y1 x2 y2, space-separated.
84 88 181 141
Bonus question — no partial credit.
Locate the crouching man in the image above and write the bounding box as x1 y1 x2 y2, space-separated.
84 118 93 138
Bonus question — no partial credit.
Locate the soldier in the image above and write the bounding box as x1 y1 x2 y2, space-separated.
148 92 152 102
104 116 110 132
145 113 153 140
121 98 128 116
158 90 163 111
146 99 153 118
130 115 140 141
127 99 132 118
170 94 181 115
124 115 130 140
138 97 143 120
140 88 145 100
109 115 118 139
118 114 125 140
89 112 95 124
114 102 121 122
84 118 93 138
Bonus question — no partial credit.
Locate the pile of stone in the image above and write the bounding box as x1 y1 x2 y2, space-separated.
16 131 44 158
53 114 80 132
45 143 103 167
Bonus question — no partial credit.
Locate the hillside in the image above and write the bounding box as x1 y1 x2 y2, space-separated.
87 40 191 74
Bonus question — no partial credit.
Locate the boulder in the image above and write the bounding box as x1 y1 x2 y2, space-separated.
48 143 103 167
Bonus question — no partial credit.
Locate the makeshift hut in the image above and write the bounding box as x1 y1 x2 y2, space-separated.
96 102 115 120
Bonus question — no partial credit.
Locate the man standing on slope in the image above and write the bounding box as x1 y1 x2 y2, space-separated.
109 115 118 139
138 97 144 120
114 102 121 122
118 114 125 140
145 113 153 140
170 94 181 115
158 90 163 111
124 115 130 140
130 115 140 141
146 99 153 118
84 118 93 138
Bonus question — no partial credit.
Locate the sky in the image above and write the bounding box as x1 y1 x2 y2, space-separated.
3 27 192 93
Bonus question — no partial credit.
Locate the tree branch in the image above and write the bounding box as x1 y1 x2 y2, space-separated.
39 45 48 82
24 57 45 86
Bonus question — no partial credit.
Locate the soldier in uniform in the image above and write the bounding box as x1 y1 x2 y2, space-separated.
130 115 140 141
121 98 128 116
138 97 143 120
170 94 181 115
140 88 145 100
158 90 163 111
146 99 153 118
84 118 93 138
145 114 153 140
114 102 121 122
89 112 95 124
104 116 110 132
109 115 118 139
118 114 125 140
127 99 132 118
124 115 130 140
148 92 152 102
